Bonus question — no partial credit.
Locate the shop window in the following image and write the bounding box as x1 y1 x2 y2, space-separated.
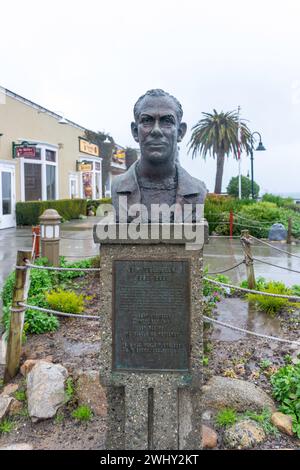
46 149 56 162
24 163 42 201
46 165 56 200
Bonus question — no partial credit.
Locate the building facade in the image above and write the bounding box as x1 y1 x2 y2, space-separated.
0 87 126 229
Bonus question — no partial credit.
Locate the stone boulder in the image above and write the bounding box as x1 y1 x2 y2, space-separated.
271 412 294 436
268 223 287 242
20 358 53 377
0 396 14 421
76 370 107 417
202 425 218 449
202 376 275 412
27 362 68 422
1 383 19 397
223 419 266 449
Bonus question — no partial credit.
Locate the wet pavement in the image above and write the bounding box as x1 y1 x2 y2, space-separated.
204 237 300 286
212 297 282 342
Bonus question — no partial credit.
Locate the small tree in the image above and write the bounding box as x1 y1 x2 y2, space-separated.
84 130 114 198
227 175 260 199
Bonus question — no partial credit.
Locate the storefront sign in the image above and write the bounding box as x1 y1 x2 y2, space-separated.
79 138 99 157
112 149 125 162
13 141 37 158
77 162 93 172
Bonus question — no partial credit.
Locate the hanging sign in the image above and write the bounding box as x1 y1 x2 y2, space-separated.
79 138 99 157
13 141 37 158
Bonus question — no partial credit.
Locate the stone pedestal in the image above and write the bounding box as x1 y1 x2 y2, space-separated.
93 223 206 450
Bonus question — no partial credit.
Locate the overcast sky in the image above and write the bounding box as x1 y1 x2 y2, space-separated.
1 0 300 194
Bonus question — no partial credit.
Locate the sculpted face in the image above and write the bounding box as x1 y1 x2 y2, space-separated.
131 96 187 165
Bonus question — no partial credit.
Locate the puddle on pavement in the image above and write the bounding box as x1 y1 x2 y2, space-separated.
212 298 282 341
62 339 99 356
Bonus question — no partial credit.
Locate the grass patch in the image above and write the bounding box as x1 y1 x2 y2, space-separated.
0 419 14 434
215 408 237 427
71 405 93 422
64 377 75 403
243 408 279 436
14 390 26 402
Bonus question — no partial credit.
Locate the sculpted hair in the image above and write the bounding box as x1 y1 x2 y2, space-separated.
133 89 183 123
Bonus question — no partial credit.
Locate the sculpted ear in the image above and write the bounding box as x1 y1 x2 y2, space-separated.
131 122 139 143
177 122 187 142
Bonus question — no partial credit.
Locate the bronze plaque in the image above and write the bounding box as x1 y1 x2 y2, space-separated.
113 259 190 372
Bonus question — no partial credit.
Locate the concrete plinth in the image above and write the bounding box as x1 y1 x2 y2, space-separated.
94 223 205 450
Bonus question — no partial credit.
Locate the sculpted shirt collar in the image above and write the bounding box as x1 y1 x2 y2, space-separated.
115 160 202 199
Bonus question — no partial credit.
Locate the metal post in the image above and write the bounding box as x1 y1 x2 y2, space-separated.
250 147 254 199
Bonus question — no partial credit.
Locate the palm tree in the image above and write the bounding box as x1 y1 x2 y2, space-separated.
188 110 252 194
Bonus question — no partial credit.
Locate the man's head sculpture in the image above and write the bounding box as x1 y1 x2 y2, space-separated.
131 89 187 167
111 89 207 223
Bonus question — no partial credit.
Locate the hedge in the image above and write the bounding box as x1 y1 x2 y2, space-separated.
16 199 88 225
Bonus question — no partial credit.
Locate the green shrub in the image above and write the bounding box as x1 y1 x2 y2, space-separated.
227 175 260 199
64 377 75 403
86 197 112 214
271 363 300 438
215 408 237 427
58 257 93 281
246 281 295 315
71 405 93 422
240 276 267 290
46 288 85 314
14 390 26 402
16 199 87 225
262 193 294 207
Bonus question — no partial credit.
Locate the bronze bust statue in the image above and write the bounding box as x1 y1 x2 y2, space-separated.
112 89 207 222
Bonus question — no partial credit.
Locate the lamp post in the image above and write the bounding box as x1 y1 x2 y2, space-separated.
250 131 266 199
39 209 61 266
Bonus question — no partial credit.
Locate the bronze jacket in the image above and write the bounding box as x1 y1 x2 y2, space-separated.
111 161 207 222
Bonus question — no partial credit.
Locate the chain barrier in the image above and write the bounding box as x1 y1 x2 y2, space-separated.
203 315 300 346
206 260 245 275
18 302 100 321
252 257 300 274
204 277 300 301
22 262 100 272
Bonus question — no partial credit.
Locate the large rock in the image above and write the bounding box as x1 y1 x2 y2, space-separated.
76 370 107 417
27 362 68 422
268 223 287 242
202 425 218 449
223 419 266 449
0 443 33 450
202 376 275 412
1 383 19 397
20 358 52 377
271 412 294 436
0 396 14 421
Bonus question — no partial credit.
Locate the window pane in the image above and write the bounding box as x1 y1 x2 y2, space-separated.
95 161 101 171
46 149 56 162
46 165 56 200
24 163 42 200
82 172 93 198
2 172 12 215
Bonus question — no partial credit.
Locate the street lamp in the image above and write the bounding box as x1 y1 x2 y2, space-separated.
250 131 266 199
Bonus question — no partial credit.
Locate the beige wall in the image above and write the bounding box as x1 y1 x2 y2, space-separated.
0 92 93 202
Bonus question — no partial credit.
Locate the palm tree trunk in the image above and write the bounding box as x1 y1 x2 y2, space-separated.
214 151 225 194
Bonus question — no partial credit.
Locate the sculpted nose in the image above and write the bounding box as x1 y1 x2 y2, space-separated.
150 120 163 136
